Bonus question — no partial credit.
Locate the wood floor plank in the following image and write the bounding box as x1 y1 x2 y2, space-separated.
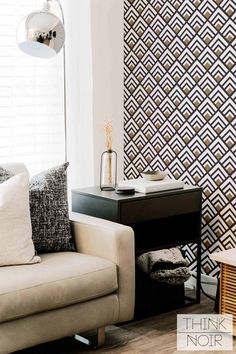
16 296 236 354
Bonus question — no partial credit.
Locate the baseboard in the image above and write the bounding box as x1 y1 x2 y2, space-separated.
185 272 218 298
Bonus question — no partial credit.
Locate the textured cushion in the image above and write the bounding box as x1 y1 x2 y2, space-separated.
0 163 28 177
0 167 13 183
0 252 118 322
0 173 41 266
30 163 74 253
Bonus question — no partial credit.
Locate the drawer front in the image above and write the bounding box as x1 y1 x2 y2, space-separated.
72 194 119 222
120 191 201 224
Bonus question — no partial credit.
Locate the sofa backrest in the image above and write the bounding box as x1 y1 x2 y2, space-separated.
1 163 28 176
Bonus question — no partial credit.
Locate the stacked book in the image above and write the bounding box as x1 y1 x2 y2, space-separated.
118 178 184 194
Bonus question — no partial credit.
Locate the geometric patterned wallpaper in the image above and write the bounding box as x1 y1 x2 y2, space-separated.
124 0 236 277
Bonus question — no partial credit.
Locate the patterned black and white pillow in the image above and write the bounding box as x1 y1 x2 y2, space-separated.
0 167 14 183
30 163 75 253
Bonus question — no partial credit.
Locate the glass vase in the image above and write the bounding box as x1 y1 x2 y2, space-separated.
100 149 117 191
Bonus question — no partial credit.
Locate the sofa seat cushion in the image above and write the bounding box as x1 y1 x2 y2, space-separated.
0 252 118 323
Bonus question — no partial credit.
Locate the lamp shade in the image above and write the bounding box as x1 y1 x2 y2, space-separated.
17 11 65 58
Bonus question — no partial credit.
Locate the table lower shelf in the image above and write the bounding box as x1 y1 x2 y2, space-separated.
134 266 199 321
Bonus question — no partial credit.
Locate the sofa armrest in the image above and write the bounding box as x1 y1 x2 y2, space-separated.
69 212 135 323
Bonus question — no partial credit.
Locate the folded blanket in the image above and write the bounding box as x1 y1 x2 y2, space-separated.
136 247 191 285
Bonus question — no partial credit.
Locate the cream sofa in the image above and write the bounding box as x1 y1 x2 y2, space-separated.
0 164 135 354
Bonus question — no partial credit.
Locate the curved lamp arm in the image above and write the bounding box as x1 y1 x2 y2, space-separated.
46 0 65 24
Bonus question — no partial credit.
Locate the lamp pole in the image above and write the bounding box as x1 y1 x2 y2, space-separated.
46 0 68 163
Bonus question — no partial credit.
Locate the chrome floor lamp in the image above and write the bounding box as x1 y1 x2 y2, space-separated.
17 0 68 162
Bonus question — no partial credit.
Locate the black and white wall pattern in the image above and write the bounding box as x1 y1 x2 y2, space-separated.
124 0 236 276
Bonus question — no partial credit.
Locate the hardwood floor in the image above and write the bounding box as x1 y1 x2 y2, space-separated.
17 296 235 354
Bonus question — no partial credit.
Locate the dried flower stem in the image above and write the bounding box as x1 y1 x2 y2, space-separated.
103 121 113 185
104 121 113 151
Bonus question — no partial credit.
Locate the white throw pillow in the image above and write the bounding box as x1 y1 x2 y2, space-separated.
0 172 41 266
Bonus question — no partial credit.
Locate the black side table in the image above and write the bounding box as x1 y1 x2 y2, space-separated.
72 185 202 318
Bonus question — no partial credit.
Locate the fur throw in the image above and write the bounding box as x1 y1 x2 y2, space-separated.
136 247 191 285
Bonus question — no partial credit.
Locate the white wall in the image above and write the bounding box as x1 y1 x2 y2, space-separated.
90 0 124 184
62 0 94 190
63 0 124 189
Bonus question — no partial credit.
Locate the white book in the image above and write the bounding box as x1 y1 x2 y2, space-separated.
118 178 184 194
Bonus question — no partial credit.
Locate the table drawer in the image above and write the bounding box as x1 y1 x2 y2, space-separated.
120 191 201 224
72 193 118 222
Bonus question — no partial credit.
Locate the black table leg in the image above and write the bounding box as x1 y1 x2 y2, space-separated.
196 240 201 303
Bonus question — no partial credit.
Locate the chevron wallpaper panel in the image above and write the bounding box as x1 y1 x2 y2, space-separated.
124 0 236 276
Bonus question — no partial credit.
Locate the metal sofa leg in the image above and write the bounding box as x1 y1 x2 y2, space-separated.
74 327 105 349
97 327 105 348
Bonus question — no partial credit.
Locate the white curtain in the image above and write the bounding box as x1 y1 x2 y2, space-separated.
0 0 65 176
